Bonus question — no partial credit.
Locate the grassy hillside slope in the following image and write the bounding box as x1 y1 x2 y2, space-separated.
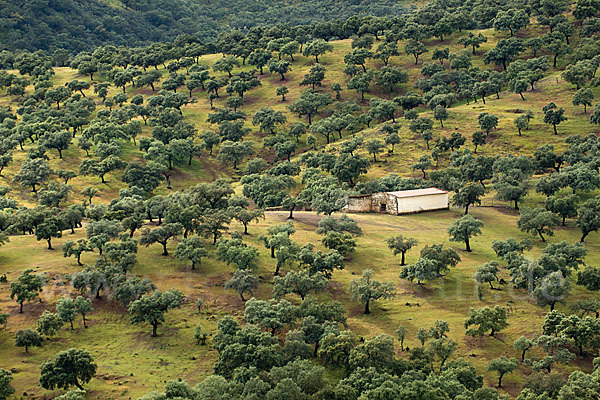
0 11 599 400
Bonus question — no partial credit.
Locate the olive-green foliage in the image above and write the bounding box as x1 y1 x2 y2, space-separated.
2 0 407 52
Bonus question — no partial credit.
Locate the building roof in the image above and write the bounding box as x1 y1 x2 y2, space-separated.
348 188 448 199
387 188 448 198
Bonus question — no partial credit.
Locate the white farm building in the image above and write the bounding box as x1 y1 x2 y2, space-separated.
344 188 449 215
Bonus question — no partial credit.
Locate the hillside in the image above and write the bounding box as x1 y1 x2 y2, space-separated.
1 1 600 399
0 0 409 52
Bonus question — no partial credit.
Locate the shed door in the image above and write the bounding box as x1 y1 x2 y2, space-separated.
380 203 386 212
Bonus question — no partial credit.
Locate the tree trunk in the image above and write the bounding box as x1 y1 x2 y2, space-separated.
465 238 471 252
47 239 53 250
152 324 158 337
364 299 370 314
537 230 546 242
401 252 406 266
162 242 169 256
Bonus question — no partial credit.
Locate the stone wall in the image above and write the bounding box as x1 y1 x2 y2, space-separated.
346 195 372 212
345 192 449 215
371 192 399 215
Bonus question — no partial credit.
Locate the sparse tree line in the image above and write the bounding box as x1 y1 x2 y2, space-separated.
132 302 600 400
423 132 600 238
1 0 600 191
1 0 600 398
0 0 599 216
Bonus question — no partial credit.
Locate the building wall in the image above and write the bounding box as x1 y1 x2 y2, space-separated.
346 196 373 212
371 192 399 215
396 193 449 214
345 192 449 215
345 193 398 214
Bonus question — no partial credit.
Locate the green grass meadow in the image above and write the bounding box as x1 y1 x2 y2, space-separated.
1 18 600 398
